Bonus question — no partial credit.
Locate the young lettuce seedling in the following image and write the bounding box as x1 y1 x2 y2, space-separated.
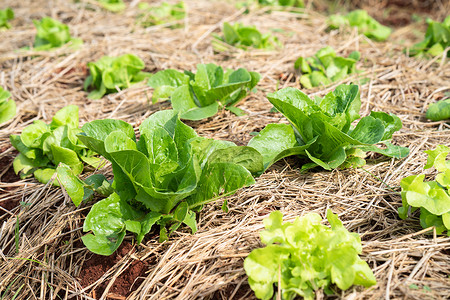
10 105 102 184
137 1 185 28
84 54 151 99
248 84 409 171
0 7 14 29
245 210 376 300
406 16 450 58
147 63 261 120
328 10 391 42
295 46 361 89
212 22 281 52
399 145 450 235
58 110 263 255
32 17 83 50
0 87 16 125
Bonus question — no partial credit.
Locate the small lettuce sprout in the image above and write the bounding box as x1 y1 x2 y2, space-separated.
137 1 185 28
328 10 391 41
426 98 450 121
257 0 304 7
10 105 101 184
407 16 450 58
248 84 409 171
147 63 260 120
295 46 361 89
244 210 376 300
0 87 16 125
96 0 126 12
84 54 151 99
399 145 450 235
0 7 14 29
212 22 281 52
32 17 83 51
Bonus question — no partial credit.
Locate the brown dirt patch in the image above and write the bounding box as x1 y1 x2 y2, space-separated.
79 242 148 299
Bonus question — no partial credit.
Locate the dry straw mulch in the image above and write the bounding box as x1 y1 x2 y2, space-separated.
1 0 449 299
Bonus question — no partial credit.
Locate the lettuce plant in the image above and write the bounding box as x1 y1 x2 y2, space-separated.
10 105 101 184
59 110 263 255
0 7 14 29
257 0 304 6
0 87 16 125
137 1 185 28
32 17 83 50
399 145 450 235
84 54 151 99
248 84 409 171
147 63 260 119
212 22 281 51
244 210 376 300
407 16 450 58
295 46 361 89
328 10 391 41
96 0 126 12
426 98 450 121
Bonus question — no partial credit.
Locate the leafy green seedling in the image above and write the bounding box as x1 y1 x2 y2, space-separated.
407 16 450 58
426 98 450 121
10 105 102 184
244 210 376 300
137 1 185 28
59 110 263 255
399 145 450 235
0 87 16 125
328 10 391 41
257 0 303 6
147 63 260 120
84 54 151 99
0 7 14 29
248 84 409 171
32 17 83 50
96 0 126 12
295 46 361 89
212 22 281 52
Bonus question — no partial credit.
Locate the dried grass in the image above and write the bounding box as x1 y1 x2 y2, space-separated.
1 0 449 299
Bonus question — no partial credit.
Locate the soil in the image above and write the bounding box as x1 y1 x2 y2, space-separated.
0 150 20 217
79 242 148 299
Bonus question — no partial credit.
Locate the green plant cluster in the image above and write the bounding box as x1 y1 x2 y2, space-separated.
32 17 83 50
248 84 409 171
96 0 126 12
84 54 151 99
244 210 376 300
137 1 185 28
399 145 450 235
257 0 304 7
295 46 361 88
0 7 14 29
328 10 391 41
212 22 281 51
147 63 260 119
57 110 263 255
407 16 450 58
10 106 102 184
426 98 450 121
0 87 16 125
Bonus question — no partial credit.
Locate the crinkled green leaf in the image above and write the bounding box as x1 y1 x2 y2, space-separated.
0 86 16 124
244 210 376 300
32 17 82 50
96 0 126 12
408 16 450 58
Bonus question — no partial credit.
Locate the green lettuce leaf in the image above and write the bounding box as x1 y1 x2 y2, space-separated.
244 210 376 300
407 16 450 58
137 1 185 28
426 98 450 121
32 17 83 51
70 110 263 255
0 7 14 29
0 86 16 125
328 10 391 41
249 84 409 171
84 54 151 99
